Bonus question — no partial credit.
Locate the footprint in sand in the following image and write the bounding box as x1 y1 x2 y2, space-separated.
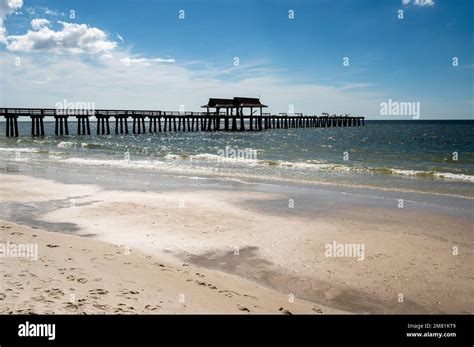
238 306 251 312
114 307 135 313
64 302 80 311
144 304 161 311
67 275 88 283
45 288 64 299
31 295 46 302
278 307 292 315
218 290 241 298
93 303 110 311
89 289 109 295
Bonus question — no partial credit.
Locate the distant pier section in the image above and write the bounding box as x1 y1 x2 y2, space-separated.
0 97 364 137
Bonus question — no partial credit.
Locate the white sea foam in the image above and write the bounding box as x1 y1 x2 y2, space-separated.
57 141 75 148
142 152 474 183
390 169 474 183
0 147 42 153
433 172 474 182
3 146 473 184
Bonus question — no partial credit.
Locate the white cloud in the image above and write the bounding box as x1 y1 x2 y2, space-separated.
402 0 435 6
3 13 173 69
414 0 435 6
0 0 23 43
31 18 50 30
6 20 117 54
120 57 176 65
25 6 36 15
0 51 384 118
340 83 373 90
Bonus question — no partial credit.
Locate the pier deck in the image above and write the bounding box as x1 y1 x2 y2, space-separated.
0 108 365 137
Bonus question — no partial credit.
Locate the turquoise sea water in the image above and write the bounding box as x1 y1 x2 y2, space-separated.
0 120 473 198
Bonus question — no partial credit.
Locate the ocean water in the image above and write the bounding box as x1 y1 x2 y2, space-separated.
0 120 473 198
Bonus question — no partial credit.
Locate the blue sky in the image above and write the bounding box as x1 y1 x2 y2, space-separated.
0 0 473 119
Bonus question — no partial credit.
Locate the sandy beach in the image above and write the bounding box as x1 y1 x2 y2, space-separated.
0 220 330 314
1 173 472 314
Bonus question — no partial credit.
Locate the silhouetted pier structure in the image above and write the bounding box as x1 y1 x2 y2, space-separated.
0 97 364 137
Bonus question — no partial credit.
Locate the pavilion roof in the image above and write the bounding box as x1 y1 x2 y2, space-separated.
202 97 268 108
233 97 268 108
201 98 235 108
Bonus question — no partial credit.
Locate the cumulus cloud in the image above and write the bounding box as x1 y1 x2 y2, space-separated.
3 11 174 66
31 18 50 30
0 0 23 43
6 20 117 54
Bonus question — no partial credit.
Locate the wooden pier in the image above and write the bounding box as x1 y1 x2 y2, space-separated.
0 98 364 137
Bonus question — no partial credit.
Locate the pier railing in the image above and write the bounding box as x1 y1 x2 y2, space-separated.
0 108 365 137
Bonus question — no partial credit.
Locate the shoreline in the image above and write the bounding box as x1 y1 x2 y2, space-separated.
1 172 473 314
1 120 474 201
1 155 473 200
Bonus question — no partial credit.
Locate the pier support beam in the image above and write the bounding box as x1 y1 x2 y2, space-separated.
30 116 44 136
96 116 111 135
5 116 19 137
77 117 87 135
132 116 146 134
54 116 69 135
148 116 160 133
114 117 128 134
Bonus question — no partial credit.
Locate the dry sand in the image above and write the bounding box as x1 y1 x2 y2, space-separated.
1 173 472 314
0 221 326 314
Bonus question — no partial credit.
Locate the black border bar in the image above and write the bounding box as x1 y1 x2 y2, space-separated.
0 314 472 345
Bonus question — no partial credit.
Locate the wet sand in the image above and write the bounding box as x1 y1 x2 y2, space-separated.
0 173 473 314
